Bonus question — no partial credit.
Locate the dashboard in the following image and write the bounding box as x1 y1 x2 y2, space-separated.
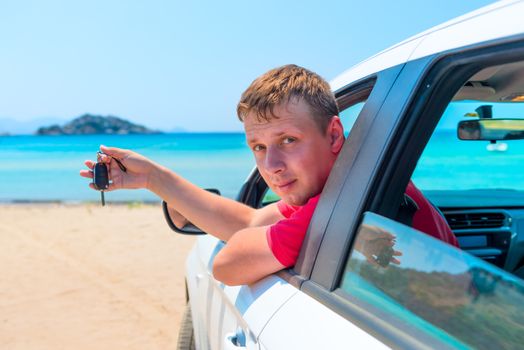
427 190 524 278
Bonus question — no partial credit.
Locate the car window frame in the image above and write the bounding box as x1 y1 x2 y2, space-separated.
298 35 524 349
370 41 524 220
309 36 524 291
290 69 404 286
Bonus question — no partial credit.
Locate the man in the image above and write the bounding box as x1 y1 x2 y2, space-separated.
81 65 456 286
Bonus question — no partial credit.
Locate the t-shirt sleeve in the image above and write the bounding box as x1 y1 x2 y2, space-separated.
267 196 320 267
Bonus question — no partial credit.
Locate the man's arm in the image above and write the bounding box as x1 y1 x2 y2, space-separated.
81 146 287 285
212 225 285 286
166 205 189 228
149 165 256 241
168 198 283 232
81 146 282 242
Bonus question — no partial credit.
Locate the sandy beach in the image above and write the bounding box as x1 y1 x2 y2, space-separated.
0 203 196 350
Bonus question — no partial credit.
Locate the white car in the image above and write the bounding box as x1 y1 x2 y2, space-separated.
168 1 524 349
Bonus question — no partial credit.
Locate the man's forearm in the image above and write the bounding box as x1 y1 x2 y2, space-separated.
147 163 256 241
212 226 285 286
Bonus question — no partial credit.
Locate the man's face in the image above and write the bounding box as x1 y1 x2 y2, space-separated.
244 99 343 206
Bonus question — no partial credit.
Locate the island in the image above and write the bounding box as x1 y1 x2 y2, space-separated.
36 114 161 135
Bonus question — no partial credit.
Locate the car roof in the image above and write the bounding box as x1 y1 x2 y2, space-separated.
331 0 524 92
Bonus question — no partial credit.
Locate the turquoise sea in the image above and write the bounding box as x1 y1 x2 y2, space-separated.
0 133 254 203
1 131 524 203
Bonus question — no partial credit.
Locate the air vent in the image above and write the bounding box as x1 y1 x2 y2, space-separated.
445 212 506 230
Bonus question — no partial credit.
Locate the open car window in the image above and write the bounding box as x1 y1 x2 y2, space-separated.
340 101 365 137
409 61 524 271
413 99 524 207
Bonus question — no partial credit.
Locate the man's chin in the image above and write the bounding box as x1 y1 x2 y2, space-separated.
280 194 307 206
279 187 322 206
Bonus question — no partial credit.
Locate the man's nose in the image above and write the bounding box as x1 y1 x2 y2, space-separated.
264 146 285 174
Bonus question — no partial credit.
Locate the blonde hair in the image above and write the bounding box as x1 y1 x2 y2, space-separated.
237 64 339 132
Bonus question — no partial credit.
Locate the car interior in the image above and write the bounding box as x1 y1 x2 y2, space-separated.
410 60 524 279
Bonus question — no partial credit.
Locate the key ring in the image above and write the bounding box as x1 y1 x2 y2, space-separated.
97 151 127 172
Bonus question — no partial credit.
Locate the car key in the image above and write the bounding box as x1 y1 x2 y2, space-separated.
92 151 127 206
374 246 394 268
97 151 127 173
93 161 109 206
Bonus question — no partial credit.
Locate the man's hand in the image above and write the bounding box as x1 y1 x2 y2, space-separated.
80 145 156 191
353 224 402 267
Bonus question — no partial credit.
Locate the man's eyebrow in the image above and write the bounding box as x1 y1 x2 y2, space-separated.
246 131 293 145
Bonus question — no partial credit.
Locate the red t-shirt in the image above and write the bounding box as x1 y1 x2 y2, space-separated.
267 195 320 267
405 181 459 247
267 181 458 267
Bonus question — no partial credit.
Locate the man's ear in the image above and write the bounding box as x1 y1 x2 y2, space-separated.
327 116 345 154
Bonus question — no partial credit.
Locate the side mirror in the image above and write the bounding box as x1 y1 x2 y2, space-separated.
458 119 524 141
162 188 221 235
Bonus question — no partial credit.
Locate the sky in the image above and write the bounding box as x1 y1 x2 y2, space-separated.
0 0 495 132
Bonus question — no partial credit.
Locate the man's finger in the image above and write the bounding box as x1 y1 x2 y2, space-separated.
97 153 112 164
80 169 94 179
89 183 114 193
366 256 380 268
106 182 120 191
84 160 95 169
100 145 129 158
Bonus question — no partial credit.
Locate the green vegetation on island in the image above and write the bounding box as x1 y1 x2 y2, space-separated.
36 114 161 135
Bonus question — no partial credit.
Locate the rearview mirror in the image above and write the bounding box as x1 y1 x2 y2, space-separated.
162 188 221 235
457 119 524 141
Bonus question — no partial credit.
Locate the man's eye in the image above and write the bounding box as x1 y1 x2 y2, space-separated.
253 144 265 152
282 137 296 144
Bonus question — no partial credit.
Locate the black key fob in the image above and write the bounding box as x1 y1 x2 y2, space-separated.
93 162 109 190
375 246 394 268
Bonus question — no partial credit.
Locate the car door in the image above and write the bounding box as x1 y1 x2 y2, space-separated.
292 26 524 349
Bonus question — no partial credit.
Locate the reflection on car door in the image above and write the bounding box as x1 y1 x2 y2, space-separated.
339 212 524 349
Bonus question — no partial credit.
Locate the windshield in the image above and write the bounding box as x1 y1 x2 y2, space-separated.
412 100 524 198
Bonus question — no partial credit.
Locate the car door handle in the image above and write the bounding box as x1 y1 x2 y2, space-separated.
224 328 246 349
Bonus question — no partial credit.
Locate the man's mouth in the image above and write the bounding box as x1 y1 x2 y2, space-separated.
275 180 296 192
